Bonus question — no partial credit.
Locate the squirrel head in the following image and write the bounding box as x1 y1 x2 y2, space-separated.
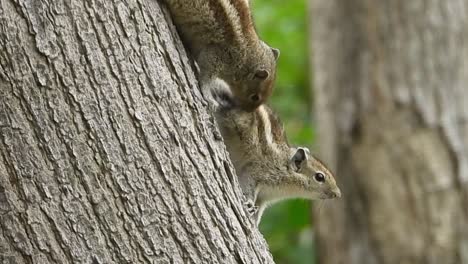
287 147 341 200
232 43 280 111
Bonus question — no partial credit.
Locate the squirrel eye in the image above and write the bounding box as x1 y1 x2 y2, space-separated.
250 94 260 102
254 69 269 79
314 172 325 183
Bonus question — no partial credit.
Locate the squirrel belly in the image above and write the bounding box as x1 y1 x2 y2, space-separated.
211 81 341 225
162 0 280 111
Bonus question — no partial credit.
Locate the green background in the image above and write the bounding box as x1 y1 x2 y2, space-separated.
251 1 317 263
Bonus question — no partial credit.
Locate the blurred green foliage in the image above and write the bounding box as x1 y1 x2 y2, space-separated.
252 1 317 264
252 0 311 146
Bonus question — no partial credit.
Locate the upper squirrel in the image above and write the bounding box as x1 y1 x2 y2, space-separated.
211 81 341 225
163 0 280 111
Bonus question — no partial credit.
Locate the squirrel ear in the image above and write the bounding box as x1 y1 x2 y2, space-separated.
271 48 280 61
291 147 308 171
254 69 269 80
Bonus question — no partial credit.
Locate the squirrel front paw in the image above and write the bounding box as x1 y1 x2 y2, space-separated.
244 200 258 216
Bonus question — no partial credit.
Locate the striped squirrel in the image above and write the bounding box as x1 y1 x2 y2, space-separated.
162 0 279 111
211 80 341 225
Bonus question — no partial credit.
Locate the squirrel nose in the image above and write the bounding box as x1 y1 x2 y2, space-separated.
330 188 341 198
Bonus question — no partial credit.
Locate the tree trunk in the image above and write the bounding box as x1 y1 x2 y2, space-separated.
0 0 273 263
310 1 468 264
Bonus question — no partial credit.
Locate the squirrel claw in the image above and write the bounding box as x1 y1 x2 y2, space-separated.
244 200 258 216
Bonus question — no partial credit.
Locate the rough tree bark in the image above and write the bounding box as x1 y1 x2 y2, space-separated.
0 0 274 263
311 1 468 264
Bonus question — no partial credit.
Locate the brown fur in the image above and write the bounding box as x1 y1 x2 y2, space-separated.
163 0 279 111
213 88 341 225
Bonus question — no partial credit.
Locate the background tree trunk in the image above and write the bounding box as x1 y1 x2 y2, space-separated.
0 0 273 263
310 1 468 264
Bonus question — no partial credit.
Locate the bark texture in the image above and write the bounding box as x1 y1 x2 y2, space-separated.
0 0 273 263
310 1 468 264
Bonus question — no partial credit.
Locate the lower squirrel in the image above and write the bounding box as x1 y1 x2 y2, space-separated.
211 80 341 225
